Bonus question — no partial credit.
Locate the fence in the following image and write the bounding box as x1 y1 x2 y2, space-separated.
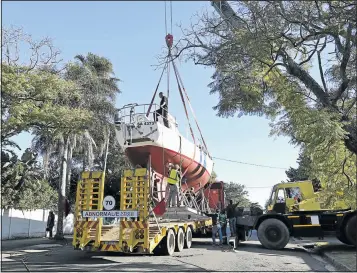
1 208 74 240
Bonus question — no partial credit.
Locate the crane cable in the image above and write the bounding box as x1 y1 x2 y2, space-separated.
165 1 173 100
164 1 173 35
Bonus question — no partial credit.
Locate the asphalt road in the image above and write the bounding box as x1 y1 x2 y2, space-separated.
1 233 337 272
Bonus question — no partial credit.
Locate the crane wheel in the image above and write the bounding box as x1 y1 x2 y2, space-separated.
345 214 356 247
184 227 193 249
175 228 185 252
336 234 353 246
257 218 289 250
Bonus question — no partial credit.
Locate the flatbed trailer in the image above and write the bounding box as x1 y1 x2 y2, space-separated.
234 207 356 250
72 168 212 255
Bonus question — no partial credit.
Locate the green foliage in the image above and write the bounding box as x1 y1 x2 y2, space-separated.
102 133 131 207
1 29 124 227
307 141 356 210
179 1 356 211
1 63 93 144
284 143 356 209
285 147 314 182
1 150 57 210
223 182 250 206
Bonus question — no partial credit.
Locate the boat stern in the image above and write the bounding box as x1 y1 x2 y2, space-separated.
114 104 161 147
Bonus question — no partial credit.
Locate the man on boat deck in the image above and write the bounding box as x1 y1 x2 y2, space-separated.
166 163 181 208
154 92 169 128
206 209 223 247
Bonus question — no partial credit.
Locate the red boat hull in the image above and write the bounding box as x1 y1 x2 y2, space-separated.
125 145 211 192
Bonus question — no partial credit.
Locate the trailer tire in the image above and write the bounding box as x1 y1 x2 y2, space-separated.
175 228 185 252
184 227 192 249
257 218 289 250
345 214 356 246
162 229 176 256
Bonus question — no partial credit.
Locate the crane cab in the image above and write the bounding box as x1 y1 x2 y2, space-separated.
267 181 321 213
266 181 349 213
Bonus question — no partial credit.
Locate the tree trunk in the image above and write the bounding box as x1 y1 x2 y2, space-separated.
55 135 69 240
82 151 86 172
344 124 357 155
66 146 73 197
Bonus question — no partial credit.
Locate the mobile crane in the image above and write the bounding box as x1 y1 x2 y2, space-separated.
235 186 356 249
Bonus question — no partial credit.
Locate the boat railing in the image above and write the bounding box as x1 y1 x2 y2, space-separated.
115 103 178 127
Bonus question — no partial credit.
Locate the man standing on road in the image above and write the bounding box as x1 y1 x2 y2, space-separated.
226 200 239 237
46 211 55 239
219 209 227 243
206 209 223 247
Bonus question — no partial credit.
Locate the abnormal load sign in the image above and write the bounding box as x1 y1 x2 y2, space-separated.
82 210 138 218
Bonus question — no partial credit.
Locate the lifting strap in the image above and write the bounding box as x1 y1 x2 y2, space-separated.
170 56 197 176
171 60 211 158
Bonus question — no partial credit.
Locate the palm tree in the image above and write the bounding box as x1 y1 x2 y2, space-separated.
32 53 121 239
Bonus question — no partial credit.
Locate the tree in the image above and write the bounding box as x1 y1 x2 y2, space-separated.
173 1 356 209
1 64 91 147
1 149 57 211
94 128 131 207
177 1 356 155
223 181 250 206
32 52 121 239
285 146 313 182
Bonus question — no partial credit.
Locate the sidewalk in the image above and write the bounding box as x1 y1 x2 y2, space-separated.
315 244 356 272
292 237 356 272
1 236 73 251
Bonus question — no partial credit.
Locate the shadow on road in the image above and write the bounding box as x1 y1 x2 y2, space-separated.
1 238 342 272
199 242 334 271
1 245 203 272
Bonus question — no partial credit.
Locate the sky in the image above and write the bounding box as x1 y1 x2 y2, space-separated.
3 1 301 207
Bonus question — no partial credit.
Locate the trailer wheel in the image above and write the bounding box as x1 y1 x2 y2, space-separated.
162 229 176 256
184 227 192 249
257 218 289 250
175 228 185 252
345 214 356 246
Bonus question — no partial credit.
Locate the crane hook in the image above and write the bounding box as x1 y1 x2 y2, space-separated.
165 34 173 49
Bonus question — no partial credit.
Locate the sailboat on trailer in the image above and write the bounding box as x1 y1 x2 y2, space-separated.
114 34 214 203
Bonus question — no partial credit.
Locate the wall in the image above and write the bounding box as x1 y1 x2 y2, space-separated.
1 208 74 240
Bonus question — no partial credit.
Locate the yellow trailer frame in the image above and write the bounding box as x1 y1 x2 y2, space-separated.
72 167 212 255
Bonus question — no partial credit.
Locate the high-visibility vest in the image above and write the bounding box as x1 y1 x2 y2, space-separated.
167 169 179 185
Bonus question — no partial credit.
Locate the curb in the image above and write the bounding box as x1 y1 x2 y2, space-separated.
321 251 356 272
1 236 73 251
